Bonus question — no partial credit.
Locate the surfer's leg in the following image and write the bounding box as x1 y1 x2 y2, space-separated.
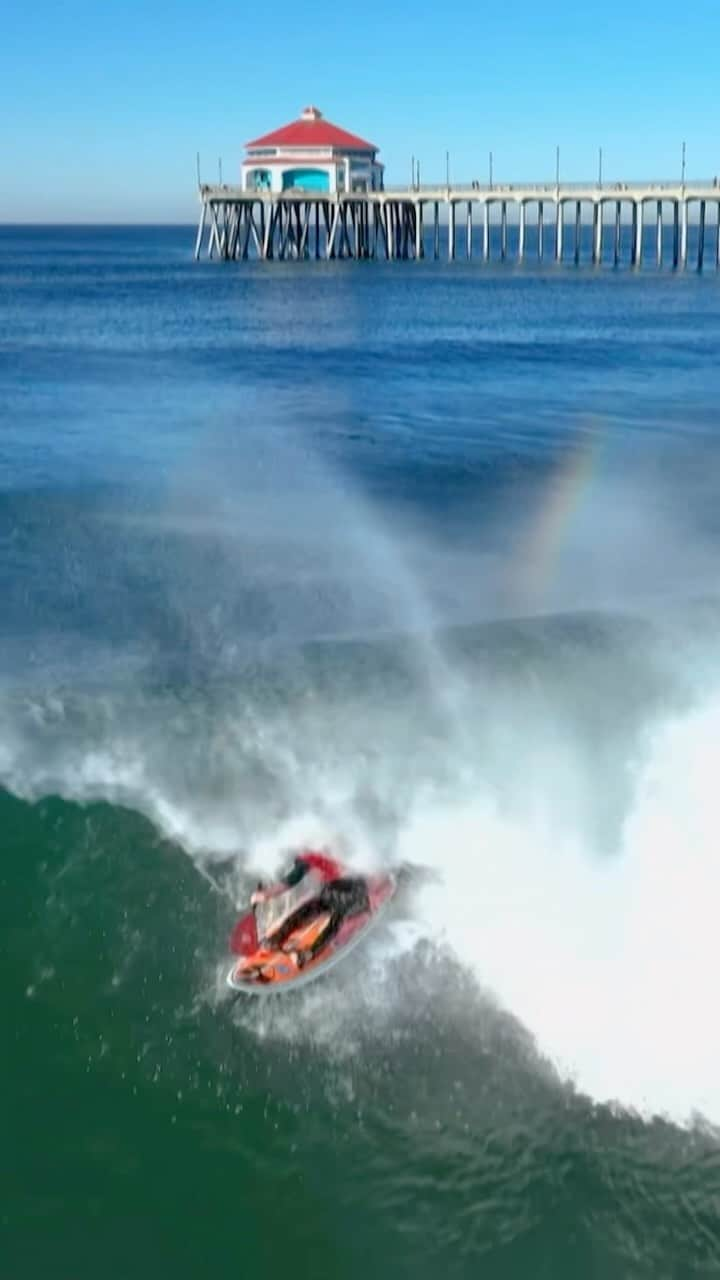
302 906 343 960
267 901 315 949
300 880 370 961
328 877 370 916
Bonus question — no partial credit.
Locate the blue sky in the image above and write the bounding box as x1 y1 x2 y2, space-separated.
2 0 719 221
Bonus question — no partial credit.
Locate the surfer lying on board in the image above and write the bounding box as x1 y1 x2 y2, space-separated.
251 851 370 968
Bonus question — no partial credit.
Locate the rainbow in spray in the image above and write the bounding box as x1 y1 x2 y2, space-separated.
513 425 607 610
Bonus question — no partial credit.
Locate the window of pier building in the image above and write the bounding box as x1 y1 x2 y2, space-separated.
281 168 330 193
247 168 272 191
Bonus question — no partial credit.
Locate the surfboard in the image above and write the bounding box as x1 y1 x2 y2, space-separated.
226 872 396 996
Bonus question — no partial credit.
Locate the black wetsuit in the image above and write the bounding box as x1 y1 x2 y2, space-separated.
273 877 370 959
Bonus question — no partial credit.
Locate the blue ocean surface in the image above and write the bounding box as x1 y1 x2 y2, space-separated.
2 225 720 1278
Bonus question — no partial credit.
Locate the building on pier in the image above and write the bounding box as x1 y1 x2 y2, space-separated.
242 106 384 196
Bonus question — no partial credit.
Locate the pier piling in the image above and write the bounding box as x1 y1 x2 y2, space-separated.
680 201 688 267
518 202 526 260
593 202 602 264
698 200 706 270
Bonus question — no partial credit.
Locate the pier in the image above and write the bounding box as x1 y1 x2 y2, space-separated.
194 180 720 270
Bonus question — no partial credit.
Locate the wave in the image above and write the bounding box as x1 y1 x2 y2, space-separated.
3 603 720 1128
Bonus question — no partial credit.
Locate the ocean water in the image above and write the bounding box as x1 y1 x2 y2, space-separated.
2 225 720 1278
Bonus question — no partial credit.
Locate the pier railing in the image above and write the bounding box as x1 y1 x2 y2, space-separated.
200 178 719 199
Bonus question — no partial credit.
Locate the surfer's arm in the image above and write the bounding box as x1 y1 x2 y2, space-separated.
251 881 281 906
252 859 306 907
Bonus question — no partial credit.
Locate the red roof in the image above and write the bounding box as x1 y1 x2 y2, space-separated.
246 107 377 154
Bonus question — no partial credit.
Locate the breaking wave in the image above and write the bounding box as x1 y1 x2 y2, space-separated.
3 601 720 1128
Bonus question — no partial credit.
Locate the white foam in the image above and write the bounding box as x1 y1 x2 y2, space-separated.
401 698 720 1125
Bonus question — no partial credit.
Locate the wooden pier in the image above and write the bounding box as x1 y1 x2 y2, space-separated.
195 180 720 270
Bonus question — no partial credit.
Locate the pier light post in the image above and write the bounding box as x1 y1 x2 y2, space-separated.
218 157 223 185
681 141 686 192
489 150 493 190
411 155 415 189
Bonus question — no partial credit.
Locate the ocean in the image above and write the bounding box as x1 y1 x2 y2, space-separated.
2 224 720 1278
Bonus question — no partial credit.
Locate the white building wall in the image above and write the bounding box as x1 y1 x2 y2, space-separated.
242 150 382 195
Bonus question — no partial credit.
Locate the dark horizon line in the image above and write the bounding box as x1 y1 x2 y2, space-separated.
0 220 197 229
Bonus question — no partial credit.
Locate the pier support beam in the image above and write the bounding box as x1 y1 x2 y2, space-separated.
614 201 621 266
217 203 227 258
376 203 387 258
247 206 260 258
401 204 410 259
262 205 273 260
555 201 563 261
680 200 688 268
656 200 662 267
483 202 490 260
698 200 706 270
501 201 507 260
518 202 526 260
538 202 544 260
327 204 341 260
593 201 602 264
574 201 581 264
208 202 222 259
194 204 207 260
630 202 638 266
240 206 253 259
434 202 440 259
466 201 472 258
673 201 679 267
448 201 455 261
